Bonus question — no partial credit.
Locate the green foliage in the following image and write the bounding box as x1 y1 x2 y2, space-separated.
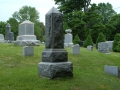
83 34 93 47
73 34 80 44
112 33 120 52
12 5 39 23
0 21 6 36
96 32 106 49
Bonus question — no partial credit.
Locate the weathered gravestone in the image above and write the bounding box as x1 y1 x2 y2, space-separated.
38 7 73 79
9 32 14 42
0 34 5 42
23 46 34 56
14 20 40 46
64 29 73 47
71 44 80 54
105 41 113 51
98 42 109 53
87 45 93 51
104 65 120 77
5 23 11 41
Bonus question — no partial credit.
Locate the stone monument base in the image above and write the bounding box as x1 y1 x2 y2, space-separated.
38 62 73 79
14 40 40 46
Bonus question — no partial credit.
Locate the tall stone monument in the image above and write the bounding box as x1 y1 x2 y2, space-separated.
38 7 73 79
5 23 11 41
14 20 40 46
64 29 73 47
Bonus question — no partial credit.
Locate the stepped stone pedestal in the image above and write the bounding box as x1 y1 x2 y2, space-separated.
38 7 73 79
14 20 40 46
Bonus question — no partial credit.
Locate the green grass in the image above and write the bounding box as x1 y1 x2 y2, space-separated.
0 43 120 90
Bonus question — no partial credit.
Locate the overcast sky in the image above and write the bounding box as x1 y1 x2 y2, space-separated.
0 0 120 25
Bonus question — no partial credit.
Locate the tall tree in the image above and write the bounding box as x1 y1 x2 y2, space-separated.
12 5 39 23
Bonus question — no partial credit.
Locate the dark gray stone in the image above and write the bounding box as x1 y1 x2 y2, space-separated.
5 23 11 40
9 32 14 42
104 65 120 77
42 49 68 62
38 7 73 79
38 62 73 79
23 46 34 56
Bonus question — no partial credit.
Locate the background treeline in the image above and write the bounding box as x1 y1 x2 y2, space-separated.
0 1 120 43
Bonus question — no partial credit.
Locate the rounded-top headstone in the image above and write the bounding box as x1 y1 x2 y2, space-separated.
6 23 11 27
19 20 34 25
65 29 72 33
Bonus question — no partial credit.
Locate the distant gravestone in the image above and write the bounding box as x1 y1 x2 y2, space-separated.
38 7 73 79
98 42 109 53
23 46 34 56
14 20 40 46
9 32 14 42
5 23 11 41
64 29 73 47
0 34 4 42
106 41 113 51
71 44 80 54
87 45 93 51
104 65 120 77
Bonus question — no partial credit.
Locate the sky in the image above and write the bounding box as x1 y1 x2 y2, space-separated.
0 0 120 25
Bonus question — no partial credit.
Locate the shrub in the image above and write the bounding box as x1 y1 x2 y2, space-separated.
96 32 106 49
83 34 93 48
73 34 80 44
112 33 120 52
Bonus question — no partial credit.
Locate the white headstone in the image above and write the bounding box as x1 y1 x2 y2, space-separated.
71 44 80 54
0 34 4 42
23 46 34 56
104 65 119 77
98 42 109 53
105 41 113 51
64 29 73 47
14 20 40 46
87 45 93 51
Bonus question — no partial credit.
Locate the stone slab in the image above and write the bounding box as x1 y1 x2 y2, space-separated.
87 45 93 51
38 62 73 79
23 46 34 56
104 65 120 77
14 40 40 46
71 44 80 54
42 49 68 62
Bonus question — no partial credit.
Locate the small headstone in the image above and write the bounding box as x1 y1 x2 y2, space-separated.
0 34 5 42
64 29 73 47
71 44 80 54
104 65 120 77
23 46 34 56
9 32 14 42
106 41 113 51
98 42 109 53
87 45 93 51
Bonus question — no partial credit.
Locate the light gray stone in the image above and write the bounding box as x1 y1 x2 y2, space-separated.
98 42 109 53
23 46 34 56
64 29 73 47
38 7 73 79
87 45 93 51
104 65 120 77
14 20 40 46
0 34 4 42
38 62 73 79
71 44 80 54
106 41 113 51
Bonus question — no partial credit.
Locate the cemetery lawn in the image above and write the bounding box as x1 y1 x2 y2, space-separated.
0 43 120 90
